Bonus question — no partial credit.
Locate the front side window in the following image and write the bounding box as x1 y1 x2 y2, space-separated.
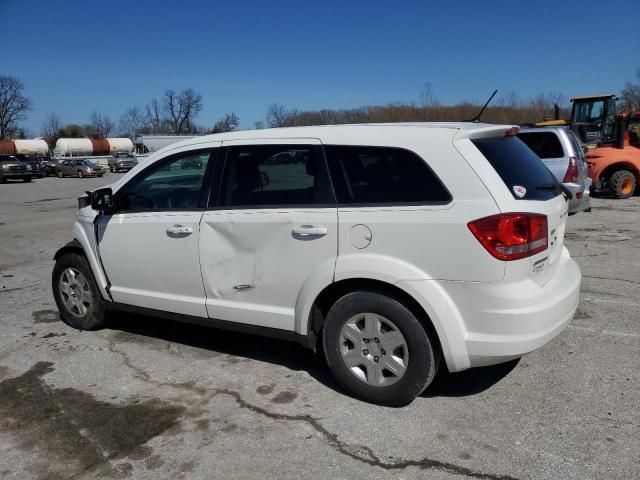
218 145 334 207
324 145 451 205
116 149 214 211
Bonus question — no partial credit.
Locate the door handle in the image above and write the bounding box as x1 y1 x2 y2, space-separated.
166 225 193 235
292 225 328 237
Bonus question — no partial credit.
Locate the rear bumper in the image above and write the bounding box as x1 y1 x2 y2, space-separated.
399 248 581 371
565 181 591 214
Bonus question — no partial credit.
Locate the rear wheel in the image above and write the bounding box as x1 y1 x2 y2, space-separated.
23 177 32 183
609 170 636 199
322 290 439 406
52 253 106 330
57 170 63 178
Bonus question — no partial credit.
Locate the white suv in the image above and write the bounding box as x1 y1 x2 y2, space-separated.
52 123 581 406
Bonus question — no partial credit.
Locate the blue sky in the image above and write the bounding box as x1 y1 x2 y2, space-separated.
1 0 638 135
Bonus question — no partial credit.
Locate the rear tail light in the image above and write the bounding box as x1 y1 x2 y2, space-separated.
468 213 548 261
563 156 579 183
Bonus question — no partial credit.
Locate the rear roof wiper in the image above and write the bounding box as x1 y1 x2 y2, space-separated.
535 182 573 201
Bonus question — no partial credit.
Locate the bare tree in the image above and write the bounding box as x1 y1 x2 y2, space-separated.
266 103 290 128
253 120 265 130
621 70 640 111
41 112 62 139
119 106 146 138
0 75 32 138
144 98 164 132
87 110 114 137
163 88 203 134
419 82 440 121
212 112 240 133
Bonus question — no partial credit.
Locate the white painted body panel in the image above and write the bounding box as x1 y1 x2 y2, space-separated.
98 211 207 317
200 208 337 330
67 123 581 373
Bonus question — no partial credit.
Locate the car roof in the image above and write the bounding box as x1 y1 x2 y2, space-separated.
160 122 516 151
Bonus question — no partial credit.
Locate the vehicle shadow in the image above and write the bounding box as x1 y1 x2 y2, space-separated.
106 311 340 391
422 358 520 398
107 312 519 400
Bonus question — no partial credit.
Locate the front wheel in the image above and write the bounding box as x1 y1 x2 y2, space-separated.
57 170 63 178
322 290 439 406
52 253 106 330
78 170 84 178
609 170 636 199
23 177 32 183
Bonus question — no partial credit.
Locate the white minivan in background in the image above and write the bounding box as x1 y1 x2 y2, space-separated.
52 123 581 406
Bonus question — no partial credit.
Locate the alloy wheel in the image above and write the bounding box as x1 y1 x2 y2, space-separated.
339 312 409 386
58 267 92 317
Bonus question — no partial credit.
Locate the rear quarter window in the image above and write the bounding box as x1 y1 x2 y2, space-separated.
324 145 451 205
472 136 559 200
517 132 564 159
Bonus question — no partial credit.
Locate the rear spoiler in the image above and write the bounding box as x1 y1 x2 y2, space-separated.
453 125 520 141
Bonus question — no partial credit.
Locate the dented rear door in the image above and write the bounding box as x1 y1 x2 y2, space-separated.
199 140 338 331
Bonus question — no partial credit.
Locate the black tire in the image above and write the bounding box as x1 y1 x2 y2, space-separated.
322 290 439 406
0 176 6 183
609 170 636 199
57 170 63 178
52 252 107 330
78 170 84 178
23 177 32 183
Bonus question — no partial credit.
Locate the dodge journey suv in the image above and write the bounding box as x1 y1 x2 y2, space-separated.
52 123 581 406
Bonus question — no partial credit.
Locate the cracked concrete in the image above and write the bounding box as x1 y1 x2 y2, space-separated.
1 176 639 479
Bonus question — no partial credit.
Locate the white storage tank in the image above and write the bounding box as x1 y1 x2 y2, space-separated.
13 139 49 155
107 138 134 154
56 138 94 156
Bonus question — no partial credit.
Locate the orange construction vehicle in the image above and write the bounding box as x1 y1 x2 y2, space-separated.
582 111 640 198
564 94 639 198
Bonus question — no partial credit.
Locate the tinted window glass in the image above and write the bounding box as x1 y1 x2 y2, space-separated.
219 145 334 207
324 145 450 205
117 149 214 211
518 132 564 159
472 137 559 200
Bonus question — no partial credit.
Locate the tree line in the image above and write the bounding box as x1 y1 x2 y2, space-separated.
2 71 640 144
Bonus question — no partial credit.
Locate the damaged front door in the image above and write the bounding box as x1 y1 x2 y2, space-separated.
199 140 337 331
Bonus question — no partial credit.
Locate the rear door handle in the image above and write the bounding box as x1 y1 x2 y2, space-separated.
166 225 193 235
292 225 328 237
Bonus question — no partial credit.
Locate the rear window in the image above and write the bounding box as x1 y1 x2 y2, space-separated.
472 136 559 200
517 132 564 159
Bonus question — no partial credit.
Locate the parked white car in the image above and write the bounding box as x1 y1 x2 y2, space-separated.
52 123 581 406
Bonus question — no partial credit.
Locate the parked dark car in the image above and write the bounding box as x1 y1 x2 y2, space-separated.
42 158 63 176
108 154 138 172
18 156 44 178
0 155 32 183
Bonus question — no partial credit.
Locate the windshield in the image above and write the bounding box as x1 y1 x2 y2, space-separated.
472 136 559 200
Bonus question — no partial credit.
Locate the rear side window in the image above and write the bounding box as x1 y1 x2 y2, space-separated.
219 145 334 207
472 136 559 200
324 146 451 205
517 132 564 159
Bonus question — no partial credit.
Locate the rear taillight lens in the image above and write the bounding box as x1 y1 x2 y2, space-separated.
468 213 548 261
563 156 579 183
